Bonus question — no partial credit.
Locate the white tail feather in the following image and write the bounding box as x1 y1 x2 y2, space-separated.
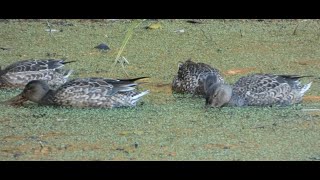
118 87 136 92
131 90 150 104
64 69 73 78
300 82 312 95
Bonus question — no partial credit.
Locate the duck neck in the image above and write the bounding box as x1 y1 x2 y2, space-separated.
220 83 233 106
228 87 246 107
0 78 4 87
38 90 56 105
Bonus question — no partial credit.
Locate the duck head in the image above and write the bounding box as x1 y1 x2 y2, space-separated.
204 74 232 108
3 80 50 106
21 80 50 103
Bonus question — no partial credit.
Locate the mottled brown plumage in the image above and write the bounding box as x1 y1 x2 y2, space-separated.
172 59 224 96
205 74 312 107
4 77 149 108
0 59 73 89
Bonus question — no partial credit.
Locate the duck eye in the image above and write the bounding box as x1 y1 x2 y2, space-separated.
25 84 34 91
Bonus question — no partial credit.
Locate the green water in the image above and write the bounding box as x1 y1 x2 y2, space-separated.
0 19 319 160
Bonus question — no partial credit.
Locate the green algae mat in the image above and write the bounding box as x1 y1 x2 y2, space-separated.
1 19 320 160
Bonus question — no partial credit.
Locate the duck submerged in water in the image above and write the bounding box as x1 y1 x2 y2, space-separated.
172 59 224 96
204 74 312 107
4 77 150 108
0 59 74 89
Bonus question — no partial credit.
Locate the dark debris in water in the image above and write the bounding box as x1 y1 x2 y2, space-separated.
186 19 203 24
0 47 12 51
94 43 110 51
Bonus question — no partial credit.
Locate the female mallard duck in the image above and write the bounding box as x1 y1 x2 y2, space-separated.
0 59 74 89
4 77 150 108
172 59 224 96
204 73 312 107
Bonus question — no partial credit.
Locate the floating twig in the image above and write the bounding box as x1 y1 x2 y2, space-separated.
111 19 144 77
0 47 12 51
46 20 57 39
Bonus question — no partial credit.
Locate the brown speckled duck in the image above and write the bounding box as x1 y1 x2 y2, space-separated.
204 73 312 107
4 77 149 108
0 59 74 89
172 59 224 96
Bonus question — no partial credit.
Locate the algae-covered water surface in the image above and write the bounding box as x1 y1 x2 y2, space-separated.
0 19 320 160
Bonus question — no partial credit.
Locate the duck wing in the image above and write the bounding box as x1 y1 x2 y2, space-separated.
232 74 312 106
2 59 75 73
56 77 148 97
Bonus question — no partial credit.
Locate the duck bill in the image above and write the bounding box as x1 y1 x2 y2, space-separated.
2 92 28 107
